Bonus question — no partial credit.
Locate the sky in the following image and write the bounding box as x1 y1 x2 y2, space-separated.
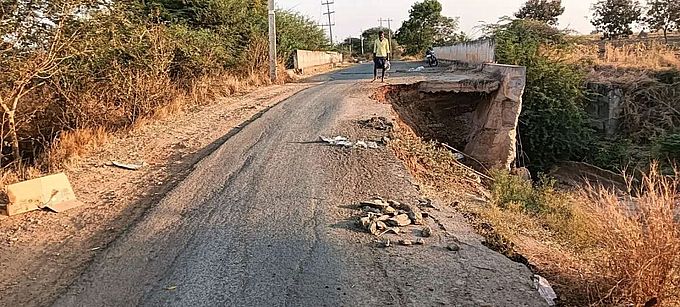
275 0 597 42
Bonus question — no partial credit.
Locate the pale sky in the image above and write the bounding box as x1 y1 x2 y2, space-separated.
276 0 597 41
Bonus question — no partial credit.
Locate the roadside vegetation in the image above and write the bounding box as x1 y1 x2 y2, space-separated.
0 0 328 185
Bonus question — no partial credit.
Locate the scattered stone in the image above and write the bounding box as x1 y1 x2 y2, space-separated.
421 226 433 238
387 199 402 208
360 199 389 210
376 221 388 230
358 117 393 131
354 140 368 149
415 238 425 245
447 243 461 252
358 217 372 229
362 206 382 214
382 206 396 215
386 214 411 227
407 206 425 225
377 214 392 222
399 239 413 246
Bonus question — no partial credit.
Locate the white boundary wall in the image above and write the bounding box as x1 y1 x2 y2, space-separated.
433 40 495 65
293 50 343 70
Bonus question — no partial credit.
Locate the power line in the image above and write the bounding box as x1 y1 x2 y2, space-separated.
321 1 335 45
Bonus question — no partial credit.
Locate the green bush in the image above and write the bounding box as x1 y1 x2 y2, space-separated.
492 20 593 172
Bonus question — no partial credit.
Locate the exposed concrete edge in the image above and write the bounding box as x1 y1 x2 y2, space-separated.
417 79 501 94
465 63 527 171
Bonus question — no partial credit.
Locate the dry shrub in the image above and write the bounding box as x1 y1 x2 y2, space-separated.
390 120 482 199
582 164 680 306
559 42 680 70
41 127 109 170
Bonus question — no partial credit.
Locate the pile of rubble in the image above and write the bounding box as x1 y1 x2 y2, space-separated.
355 197 439 247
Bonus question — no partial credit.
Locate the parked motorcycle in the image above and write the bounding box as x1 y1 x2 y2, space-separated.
426 51 439 67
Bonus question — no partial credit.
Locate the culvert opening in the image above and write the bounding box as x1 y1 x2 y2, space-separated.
373 73 524 171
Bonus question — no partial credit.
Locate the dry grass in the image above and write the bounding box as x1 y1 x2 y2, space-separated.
582 164 680 306
552 41 680 71
390 121 680 306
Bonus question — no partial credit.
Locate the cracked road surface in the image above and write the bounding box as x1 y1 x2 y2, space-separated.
53 63 546 307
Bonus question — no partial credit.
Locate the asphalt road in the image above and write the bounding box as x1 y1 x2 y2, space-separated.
54 63 546 307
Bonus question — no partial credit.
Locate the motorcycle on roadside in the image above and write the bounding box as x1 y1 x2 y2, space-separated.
425 49 439 67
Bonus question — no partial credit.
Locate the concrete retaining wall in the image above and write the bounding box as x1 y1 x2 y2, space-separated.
293 50 343 71
433 40 495 65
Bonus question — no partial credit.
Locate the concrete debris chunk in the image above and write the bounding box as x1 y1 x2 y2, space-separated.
320 136 353 147
533 275 557 306
407 206 425 225
382 206 396 215
376 221 388 230
360 199 389 210
447 243 461 252
358 117 393 131
362 206 382 214
414 238 425 245
320 136 381 149
386 214 412 227
421 226 433 238
368 221 380 235
354 140 368 149
408 66 425 72
399 239 413 246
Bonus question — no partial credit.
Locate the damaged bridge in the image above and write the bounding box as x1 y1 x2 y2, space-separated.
375 64 527 171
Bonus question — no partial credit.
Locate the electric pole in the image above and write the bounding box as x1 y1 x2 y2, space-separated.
268 0 277 82
378 18 394 40
322 1 335 45
360 29 364 55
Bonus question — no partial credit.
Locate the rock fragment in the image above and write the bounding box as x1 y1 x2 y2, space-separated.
421 226 432 237
386 214 411 227
447 243 460 252
415 238 425 245
399 239 413 246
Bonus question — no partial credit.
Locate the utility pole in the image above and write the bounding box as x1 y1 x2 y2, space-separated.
267 0 277 82
322 1 335 45
349 37 352 55
378 18 394 40
360 29 364 55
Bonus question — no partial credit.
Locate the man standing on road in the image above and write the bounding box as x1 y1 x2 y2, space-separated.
372 31 391 83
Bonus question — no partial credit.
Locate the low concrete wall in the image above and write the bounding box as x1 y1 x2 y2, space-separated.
433 39 495 65
293 50 343 71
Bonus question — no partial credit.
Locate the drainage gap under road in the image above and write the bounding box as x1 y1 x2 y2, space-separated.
374 65 527 171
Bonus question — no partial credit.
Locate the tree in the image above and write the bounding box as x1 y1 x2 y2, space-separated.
395 0 459 55
433 17 469 46
514 0 565 25
276 10 328 56
591 0 642 39
645 0 680 43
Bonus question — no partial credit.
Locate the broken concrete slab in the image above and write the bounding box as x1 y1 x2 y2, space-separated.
386 214 412 227
421 226 433 238
5 173 82 216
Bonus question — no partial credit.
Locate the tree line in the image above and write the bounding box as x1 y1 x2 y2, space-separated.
515 0 680 42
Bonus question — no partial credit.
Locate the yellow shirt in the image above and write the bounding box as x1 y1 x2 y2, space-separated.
374 38 391 57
